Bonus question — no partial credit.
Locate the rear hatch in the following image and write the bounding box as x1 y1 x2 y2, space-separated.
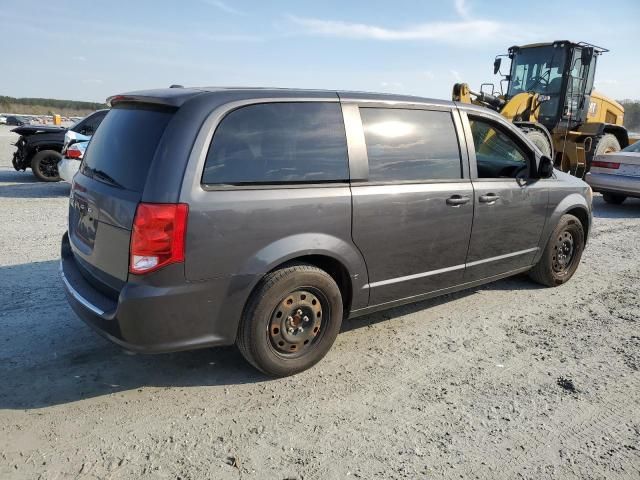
68 105 175 294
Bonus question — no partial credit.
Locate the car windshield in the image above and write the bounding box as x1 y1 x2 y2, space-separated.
622 141 640 153
508 46 567 97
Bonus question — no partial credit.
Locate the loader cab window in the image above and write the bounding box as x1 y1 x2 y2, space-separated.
508 46 567 97
469 117 529 179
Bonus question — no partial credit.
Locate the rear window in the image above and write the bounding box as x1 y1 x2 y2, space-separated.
80 107 173 192
360 108 462 182
202 102 348 185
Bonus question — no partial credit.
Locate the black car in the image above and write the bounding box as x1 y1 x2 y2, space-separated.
11 109 108 182
6 115 28 126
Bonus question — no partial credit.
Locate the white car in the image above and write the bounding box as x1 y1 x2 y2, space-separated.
586 140 640 204
58 141 88 183
0 116 7 124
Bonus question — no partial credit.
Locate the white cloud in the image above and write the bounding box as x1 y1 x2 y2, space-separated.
72 55 87 62
596 79 619 85
454 0 470 18
201 0 244 15
286 15 525 45
380 81 404 88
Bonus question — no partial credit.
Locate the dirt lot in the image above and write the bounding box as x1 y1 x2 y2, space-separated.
0 124 638 479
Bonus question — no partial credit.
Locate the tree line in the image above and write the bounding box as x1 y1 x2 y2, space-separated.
620 100 640 133
1 94 639 131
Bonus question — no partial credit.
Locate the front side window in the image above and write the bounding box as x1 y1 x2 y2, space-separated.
202 102 348 185
469 117 529 178
360 108 462 182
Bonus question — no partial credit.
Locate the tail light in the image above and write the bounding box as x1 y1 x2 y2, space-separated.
591 160 620 169
65 147 83 159
130 203 188 274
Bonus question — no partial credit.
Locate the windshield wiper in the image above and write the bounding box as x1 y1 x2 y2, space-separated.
84 166 124 189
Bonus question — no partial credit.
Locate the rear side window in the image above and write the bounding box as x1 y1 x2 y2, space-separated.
360 108 462 182
202 102 348 185
81 107 173 192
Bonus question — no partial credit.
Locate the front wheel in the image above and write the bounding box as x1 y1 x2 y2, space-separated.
529 214 585 287
31 150 62 182
237 263 343 377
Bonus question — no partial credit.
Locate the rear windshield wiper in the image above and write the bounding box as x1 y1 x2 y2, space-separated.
84 166 124 189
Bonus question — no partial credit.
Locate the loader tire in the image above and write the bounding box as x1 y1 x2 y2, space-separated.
587 134 621 173
524 129 552 158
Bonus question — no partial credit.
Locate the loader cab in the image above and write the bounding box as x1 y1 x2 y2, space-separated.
503 41 602 132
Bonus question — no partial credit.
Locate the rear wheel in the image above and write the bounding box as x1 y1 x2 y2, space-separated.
237 263 343 377
529 214 585 287
602 192 626 205
31 150 62 182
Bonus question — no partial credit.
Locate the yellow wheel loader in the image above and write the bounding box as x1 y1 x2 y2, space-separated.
452 41 629 178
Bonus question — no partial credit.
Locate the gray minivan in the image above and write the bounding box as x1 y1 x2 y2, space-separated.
61 87 592 376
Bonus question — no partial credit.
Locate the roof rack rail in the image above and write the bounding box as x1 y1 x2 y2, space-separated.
577 42 609 54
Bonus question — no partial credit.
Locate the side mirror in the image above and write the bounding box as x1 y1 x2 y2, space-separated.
493 57 502 75
538 155 554 178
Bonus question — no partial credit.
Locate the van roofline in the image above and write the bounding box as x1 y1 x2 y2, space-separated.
107 87 455 108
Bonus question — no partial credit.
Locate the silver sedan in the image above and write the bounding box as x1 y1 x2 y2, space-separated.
586 140 640 204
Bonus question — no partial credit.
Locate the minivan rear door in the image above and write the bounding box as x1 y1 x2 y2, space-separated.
68 106 175 292
346 103 474 306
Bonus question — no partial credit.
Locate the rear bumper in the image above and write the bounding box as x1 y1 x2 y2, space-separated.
58 158 80 183
60 232 243 353
585 172 640 198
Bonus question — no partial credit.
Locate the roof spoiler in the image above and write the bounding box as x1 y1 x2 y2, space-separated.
106 88 202 108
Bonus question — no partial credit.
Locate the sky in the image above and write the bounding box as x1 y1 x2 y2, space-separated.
1 0 639 103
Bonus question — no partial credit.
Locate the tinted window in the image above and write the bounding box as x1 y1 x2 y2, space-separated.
623 141 640 153
360 108 461 182
81 107 173 192
469 117 528 178
82 110 107 134
203 102 348 185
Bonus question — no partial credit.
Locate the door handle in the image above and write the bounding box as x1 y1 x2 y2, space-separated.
446 195 470 206
479 193 500 204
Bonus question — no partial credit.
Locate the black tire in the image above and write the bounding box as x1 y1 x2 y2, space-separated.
237 263 343 377
31 150 62 182
529 214 585 287
524 129 552 158
602 192 626 205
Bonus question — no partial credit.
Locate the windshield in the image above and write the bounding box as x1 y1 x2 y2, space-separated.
508 46 567 97
622 141 640 153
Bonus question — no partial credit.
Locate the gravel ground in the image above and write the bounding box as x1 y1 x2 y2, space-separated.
0 124 639 479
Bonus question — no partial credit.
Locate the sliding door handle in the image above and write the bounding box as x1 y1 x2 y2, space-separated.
446 195 471 206
479 193 500 204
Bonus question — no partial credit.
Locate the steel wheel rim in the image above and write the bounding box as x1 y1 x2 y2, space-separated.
552 231 575 273
39 155 59 178
267 288 327 357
